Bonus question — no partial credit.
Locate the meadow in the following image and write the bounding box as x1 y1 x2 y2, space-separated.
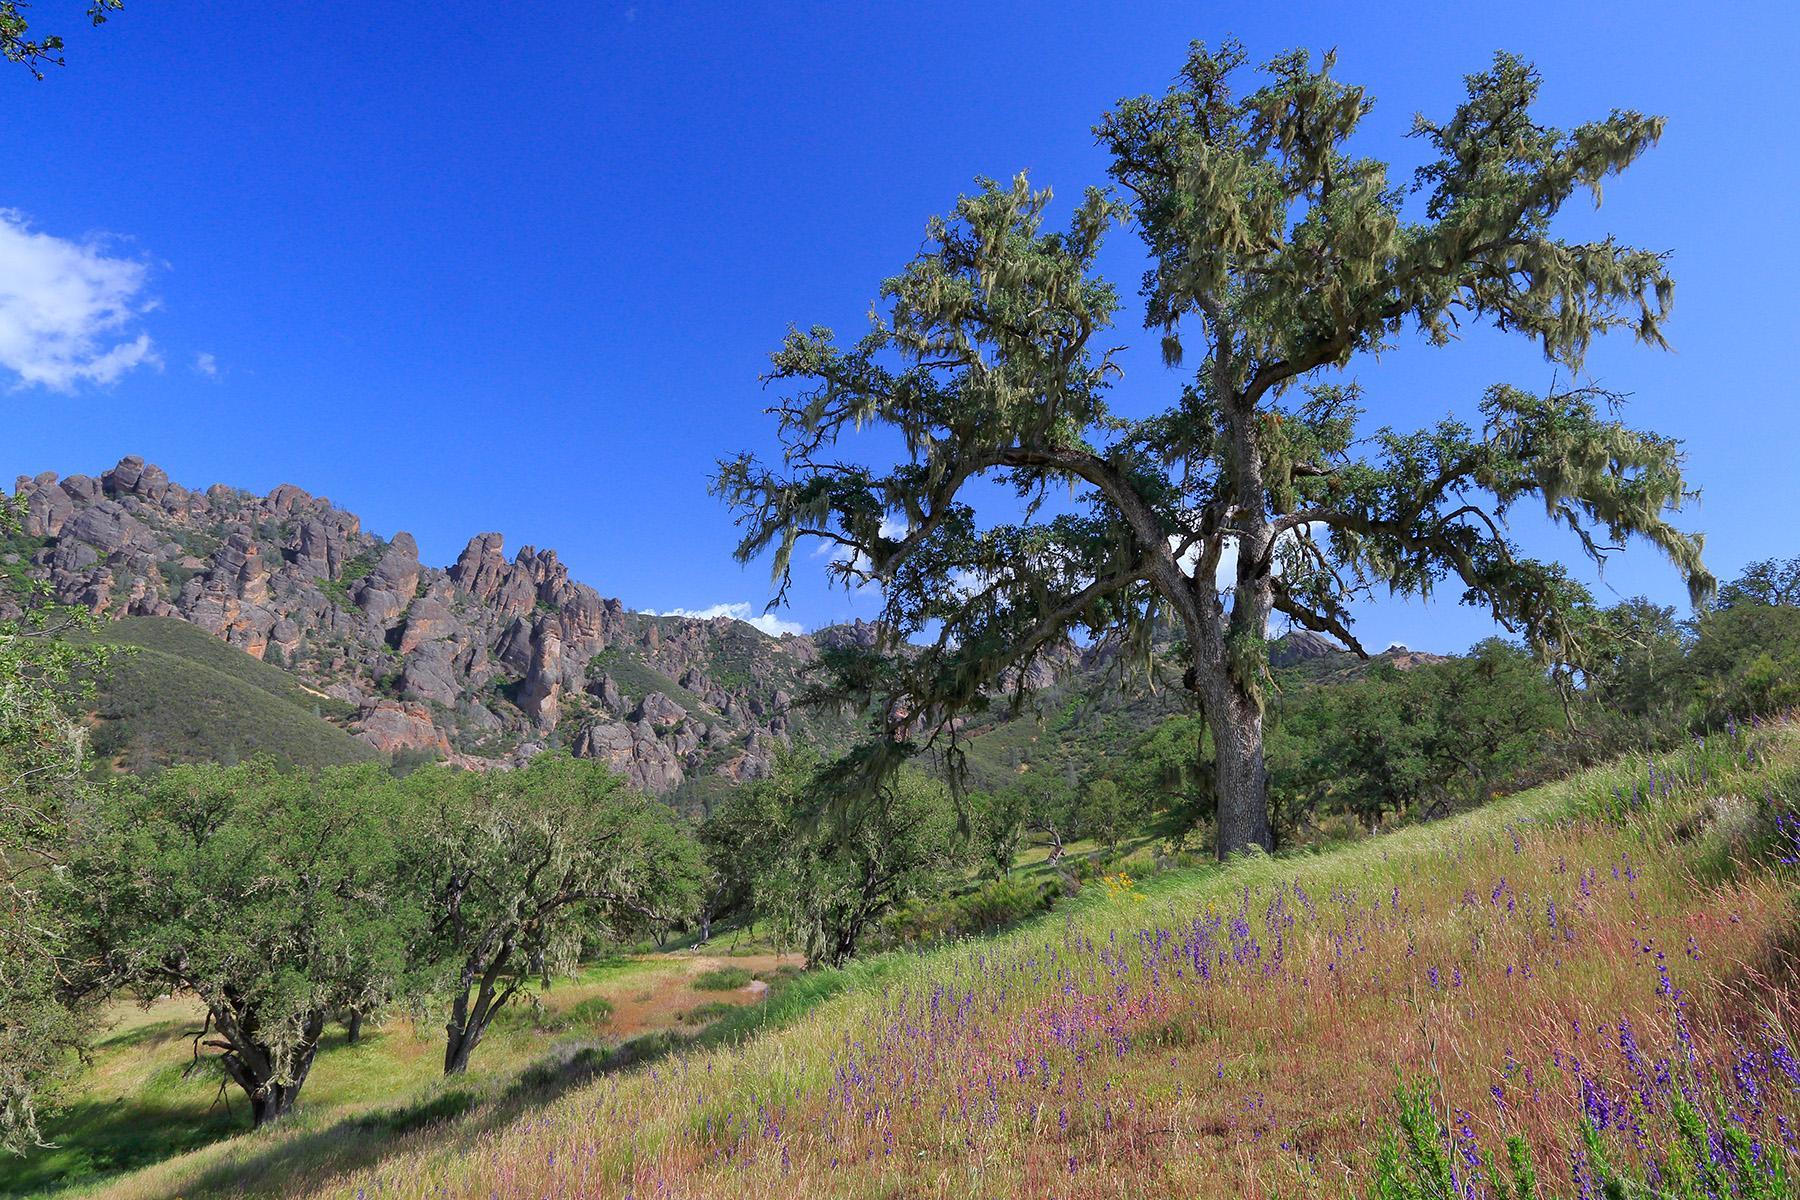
51 717 1800 1200
9 954 799 1198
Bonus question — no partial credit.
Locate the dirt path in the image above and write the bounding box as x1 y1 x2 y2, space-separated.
581 952 803 1040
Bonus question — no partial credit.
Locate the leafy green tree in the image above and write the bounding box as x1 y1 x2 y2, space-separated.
0 498 112 1153
1122 711 1215 842
1009 771 1078 862
727 755 962 967
1713 556 1799 610
1580 559 1799 735
1584 598 1688 729
405 753 703 1075
2 1 121 77
1077 777 1137 850
697 791 763 941
716 43 1709 858
970 786 1029 878
1683 597 1800 728
63 760 418 1126
1271 640 1561 832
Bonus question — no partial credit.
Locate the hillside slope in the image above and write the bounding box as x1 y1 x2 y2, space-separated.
79 618 379 772
67 720 1800 1200
10 460 1416 800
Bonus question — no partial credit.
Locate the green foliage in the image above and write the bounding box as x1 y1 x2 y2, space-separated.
318 546 382 613
1373 1076 1800 1200
0 501 111 1154
78 619 377 773
1582 556 1800 737
60 759 423 1126
719 753 966 966
403 752 706 1074
1269 639 1563 835
681 1001 740 1025
1 0 121 77
1077 776 1144 849
691 967 752 991
969 786 1030 877
1371 1080 1458 1200
878 874 1058 949
88 616 353 716
1716 556 1800 609
717 41 1709 860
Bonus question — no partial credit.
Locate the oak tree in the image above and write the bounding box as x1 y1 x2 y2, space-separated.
717 43 1710 855
406 753 703 1075
65 760 419 1126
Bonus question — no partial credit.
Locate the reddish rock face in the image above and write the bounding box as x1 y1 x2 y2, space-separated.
354 700 452 758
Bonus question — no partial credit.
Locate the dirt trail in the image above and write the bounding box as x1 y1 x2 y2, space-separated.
565 951 804 1041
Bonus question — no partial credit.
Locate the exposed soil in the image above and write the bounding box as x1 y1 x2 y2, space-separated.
584 952 803 1040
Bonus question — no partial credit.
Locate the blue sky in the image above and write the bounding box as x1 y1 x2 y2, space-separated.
2 1 1794 651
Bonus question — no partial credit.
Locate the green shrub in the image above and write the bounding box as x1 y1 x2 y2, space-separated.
565 996 614 1027
681 1001 740 1025
691 966 752 991
879 875 1059 949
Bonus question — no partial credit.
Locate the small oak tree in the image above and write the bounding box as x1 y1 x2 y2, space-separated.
406 753 703 1075
717 43 1710 856
723 753 962 968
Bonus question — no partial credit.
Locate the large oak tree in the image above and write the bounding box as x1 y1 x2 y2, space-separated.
716 43 1711 856
65 761 419 1126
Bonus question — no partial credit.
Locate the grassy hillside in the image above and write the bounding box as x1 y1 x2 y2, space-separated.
92 618 357 718
80 618 377 771
3 955 799 1198
46 718 1800 1200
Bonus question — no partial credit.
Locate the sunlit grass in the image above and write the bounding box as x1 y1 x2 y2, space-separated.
59 720 1799 1200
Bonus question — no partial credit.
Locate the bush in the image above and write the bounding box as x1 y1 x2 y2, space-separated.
878 875 1058 948
691 966 752 991
564 996 614 1026
681 1001 740 1024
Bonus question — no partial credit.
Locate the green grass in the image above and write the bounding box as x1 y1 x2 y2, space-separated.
6 952 798 1199
77 618 376 772
690 967 753 991
89 618 355 719
28 724 1800 1200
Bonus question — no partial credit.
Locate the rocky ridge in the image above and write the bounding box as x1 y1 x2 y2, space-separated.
6 457 853 794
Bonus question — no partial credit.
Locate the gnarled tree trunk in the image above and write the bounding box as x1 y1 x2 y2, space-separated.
1208 694 1272 858
214 1008 326 1127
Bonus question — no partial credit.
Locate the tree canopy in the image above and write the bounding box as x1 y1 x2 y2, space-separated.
404 752 704 1075
714 754 963 967
1 1 121 77
0 498 112 1153
63 760 421 1126
717 41 1710 856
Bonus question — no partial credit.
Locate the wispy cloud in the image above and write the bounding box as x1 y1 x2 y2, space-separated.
651 601 805 638
193 350 219 377
0 209 160 390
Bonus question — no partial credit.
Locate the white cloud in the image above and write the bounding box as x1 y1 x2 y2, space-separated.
0 210 160 391
193 350 218 377
652 602 805 638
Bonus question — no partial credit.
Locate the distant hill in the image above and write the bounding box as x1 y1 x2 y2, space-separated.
80 617 380 772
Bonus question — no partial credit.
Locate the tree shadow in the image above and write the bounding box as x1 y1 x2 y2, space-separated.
134 973 858 1199
1 1096 245 1199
